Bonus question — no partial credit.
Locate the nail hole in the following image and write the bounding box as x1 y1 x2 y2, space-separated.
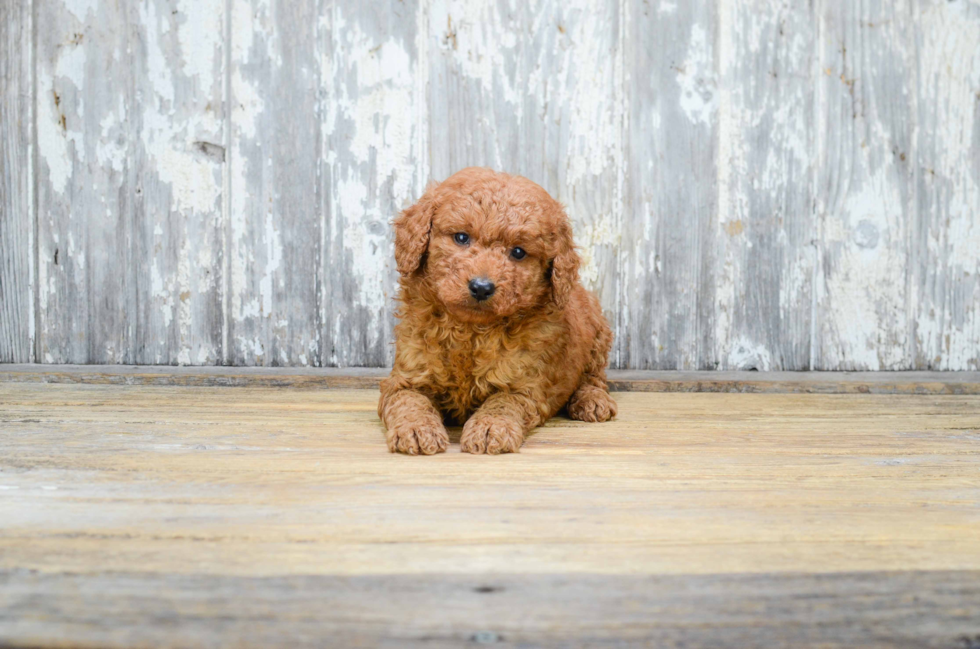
471 631 501 644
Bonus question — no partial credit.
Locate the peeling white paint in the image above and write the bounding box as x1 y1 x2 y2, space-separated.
231 68 264 140
677 24 716 126
336 175 387 319
95 107 127 172
37 82 70 195
908 0 980 370
324 11 422 365
259 210 283 317
339 25 416 202
430 0 520 106
64 0 100 23
714 0 735 367
822 168 909 370
140 3 222 217
159 147 222 214
575 215 619 291
20 0 980 370
727 337 773 371
38 43 87 197
176 0 223 91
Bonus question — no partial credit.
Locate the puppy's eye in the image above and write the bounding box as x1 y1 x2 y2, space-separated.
453 232 470 245
510 247 527 260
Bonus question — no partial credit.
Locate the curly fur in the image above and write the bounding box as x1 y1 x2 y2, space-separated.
379 167 617 455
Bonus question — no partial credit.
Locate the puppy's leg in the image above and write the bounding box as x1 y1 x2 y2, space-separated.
567 318 618 423
461 393 540 455
379 387 449 455
568 383 617 423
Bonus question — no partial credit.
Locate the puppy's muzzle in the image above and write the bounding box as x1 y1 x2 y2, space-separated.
468 277 495 302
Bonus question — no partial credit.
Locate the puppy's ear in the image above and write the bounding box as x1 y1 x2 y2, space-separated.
394 187 437 276
549 215 580 308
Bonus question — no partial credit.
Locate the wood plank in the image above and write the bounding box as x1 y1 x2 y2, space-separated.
427 0 525 179
4 365 980 394
623 0 718 370
0 385 977 578
812 1 916 370
35 0 138 363
321 0 424 367
1 384 979 645
521 0 624 330
0 0 33 363
714 0 817 370
910 0 980 371
2 571 978 648
131 0 227 365
226 0 321 366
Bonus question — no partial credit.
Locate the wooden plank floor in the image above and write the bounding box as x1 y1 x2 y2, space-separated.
1 380 979 647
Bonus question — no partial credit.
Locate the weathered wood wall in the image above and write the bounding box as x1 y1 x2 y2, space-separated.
1 0 978 369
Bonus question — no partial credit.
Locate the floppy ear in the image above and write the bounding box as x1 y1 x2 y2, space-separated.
550 216 580 308
393 188 437 276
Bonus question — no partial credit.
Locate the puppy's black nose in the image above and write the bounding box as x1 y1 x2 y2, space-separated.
468 277 495 302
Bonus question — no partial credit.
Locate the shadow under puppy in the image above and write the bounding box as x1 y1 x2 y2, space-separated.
379 167 617 455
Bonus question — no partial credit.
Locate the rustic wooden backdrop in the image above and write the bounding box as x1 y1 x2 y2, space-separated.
1 0 978 370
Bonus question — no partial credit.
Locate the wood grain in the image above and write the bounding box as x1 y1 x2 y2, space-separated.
427 0 525 180
2 571 978 648
623 0 718 370
321 0 424 368
133 0 227 366
0 0 33 363
36 0 137 364
0 383 979 646
715 0 817 370
227 0 320 366
5 1 980 370
813 1 916 370
910 0 980 371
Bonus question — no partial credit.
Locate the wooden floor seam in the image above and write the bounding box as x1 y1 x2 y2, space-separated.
3 365 980 394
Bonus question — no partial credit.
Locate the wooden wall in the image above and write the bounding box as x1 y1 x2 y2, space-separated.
1 0 978 370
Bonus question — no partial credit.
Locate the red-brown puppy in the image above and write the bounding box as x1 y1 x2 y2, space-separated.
379 167 617 455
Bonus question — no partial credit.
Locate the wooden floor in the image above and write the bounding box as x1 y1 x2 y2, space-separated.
1 376 979 647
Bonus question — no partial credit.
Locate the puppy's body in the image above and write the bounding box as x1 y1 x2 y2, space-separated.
380 168 616 455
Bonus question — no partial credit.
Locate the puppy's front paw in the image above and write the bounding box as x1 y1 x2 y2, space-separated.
568 386 618 422
386 419 449 455
461 415 524 455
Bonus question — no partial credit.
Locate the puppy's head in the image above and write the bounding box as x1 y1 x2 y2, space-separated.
394 167 579 323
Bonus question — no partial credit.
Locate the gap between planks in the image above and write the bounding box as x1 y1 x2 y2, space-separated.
1 365 980 394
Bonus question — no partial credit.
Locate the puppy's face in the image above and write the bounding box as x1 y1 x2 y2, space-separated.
394 168 579 324
425 190 555 323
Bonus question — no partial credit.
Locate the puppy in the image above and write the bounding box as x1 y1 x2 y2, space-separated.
379 167 617 455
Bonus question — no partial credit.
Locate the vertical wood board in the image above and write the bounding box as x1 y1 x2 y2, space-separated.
227 0 321 366
812 0 916 370
713 0 817 370
36 0 137 363
0 0 34 363
623 0 718 369
321 0 424 367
